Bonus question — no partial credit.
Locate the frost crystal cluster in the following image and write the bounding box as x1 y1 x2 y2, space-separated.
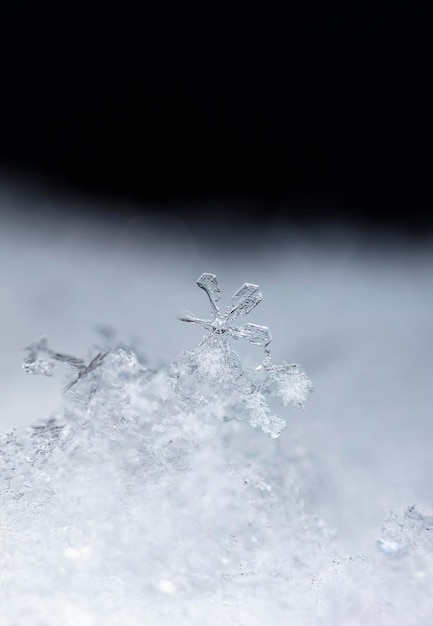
1 273 432 625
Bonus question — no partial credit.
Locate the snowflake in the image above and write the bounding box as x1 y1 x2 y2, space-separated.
176 273 313 437
177 272 272 350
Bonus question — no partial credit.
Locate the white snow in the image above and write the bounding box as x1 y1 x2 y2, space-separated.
1 183 433 624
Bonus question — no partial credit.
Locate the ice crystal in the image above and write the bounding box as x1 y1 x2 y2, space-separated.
176 273 313 438
23 335 109 393
378 505 433 558
177 272 272 348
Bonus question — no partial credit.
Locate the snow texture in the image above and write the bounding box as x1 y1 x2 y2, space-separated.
1 270 432 625
3 336 321 625
1 203 433 625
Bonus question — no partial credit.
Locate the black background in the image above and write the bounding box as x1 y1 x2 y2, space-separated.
0 1 432 234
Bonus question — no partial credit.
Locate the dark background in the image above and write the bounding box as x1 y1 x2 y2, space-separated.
0 1 432 234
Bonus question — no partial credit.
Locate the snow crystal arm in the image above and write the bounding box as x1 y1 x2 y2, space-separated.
48 352 85 370
226 283 262 322
63 351 109 393
86 351 109 372
196 273 221 317
177 310 205 324
63 374 82 394
176 310 215 331
231 323 272 347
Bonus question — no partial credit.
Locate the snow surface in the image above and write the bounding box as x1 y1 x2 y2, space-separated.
1 186 433 624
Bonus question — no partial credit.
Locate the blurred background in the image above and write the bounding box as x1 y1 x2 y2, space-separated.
0 1 432 550
0 0 432 231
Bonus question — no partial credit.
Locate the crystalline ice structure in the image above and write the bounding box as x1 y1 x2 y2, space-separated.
22 336 109 393
177 272 272 348
176 273 312 438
